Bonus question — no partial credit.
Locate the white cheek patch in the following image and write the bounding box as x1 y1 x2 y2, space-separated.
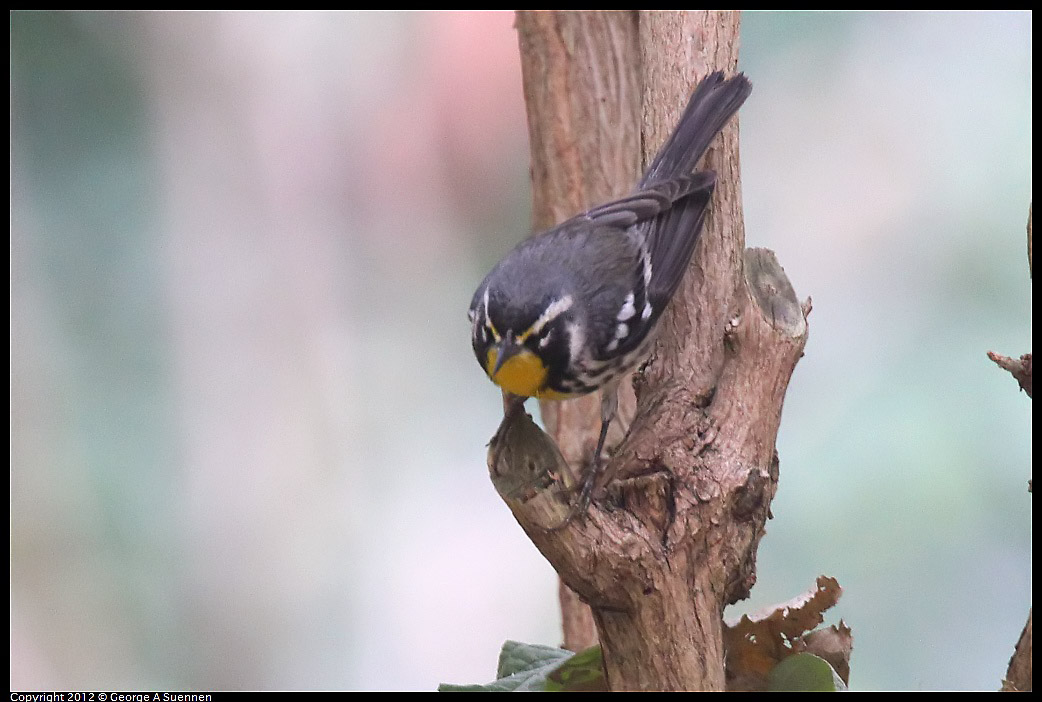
642 303 652 321
539 330 552 348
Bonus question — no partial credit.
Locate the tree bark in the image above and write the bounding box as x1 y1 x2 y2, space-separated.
500 10 808 691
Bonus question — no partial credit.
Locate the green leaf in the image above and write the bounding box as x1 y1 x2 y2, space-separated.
767 653 847 692
545 645 606 692
438 640 575 692
438 683 498 692
497 640 574 679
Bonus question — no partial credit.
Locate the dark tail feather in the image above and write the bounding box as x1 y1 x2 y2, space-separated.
640 71 752 186
641 178 714 309
638 72 751 309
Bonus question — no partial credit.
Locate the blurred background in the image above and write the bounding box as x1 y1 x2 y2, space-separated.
10 10 1031 692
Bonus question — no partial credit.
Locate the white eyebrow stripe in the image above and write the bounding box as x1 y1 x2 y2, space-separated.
482 287 501 341
529 295 574 336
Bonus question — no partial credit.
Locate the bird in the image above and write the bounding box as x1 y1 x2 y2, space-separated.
469 71 752 522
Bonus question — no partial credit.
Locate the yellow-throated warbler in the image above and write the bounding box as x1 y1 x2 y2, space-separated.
469 72 752 518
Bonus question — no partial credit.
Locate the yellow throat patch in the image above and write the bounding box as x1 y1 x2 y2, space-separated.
485 347 547 398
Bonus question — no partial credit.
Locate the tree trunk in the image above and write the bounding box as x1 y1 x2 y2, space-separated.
515 9 642 654
500 10 808 691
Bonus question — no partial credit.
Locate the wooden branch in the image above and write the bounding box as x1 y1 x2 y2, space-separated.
987 352 1032 398
501 10 808 690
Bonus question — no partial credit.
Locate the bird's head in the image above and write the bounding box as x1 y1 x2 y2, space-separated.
468 284 576 399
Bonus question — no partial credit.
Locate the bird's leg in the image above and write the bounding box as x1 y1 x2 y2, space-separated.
573 411 611 517
549 384 618 530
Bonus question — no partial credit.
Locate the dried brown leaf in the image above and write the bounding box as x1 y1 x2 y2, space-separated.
724 576 848 691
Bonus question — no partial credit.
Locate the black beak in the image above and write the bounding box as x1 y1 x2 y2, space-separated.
491 338 523 377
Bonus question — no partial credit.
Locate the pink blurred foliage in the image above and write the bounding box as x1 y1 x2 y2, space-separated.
365 11 528 245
